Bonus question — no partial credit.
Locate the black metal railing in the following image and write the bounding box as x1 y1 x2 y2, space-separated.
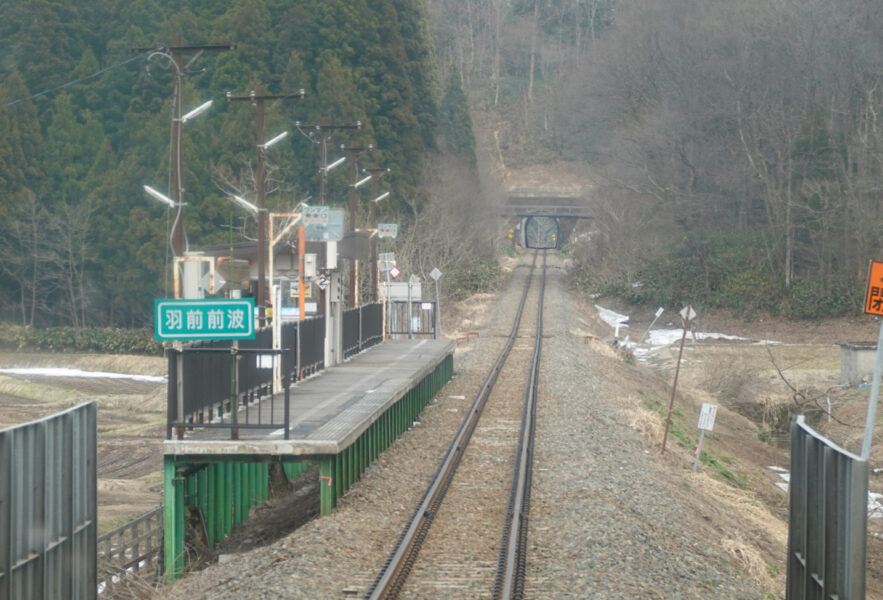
167 312 389 440
387 300 437 339
343 303 384 359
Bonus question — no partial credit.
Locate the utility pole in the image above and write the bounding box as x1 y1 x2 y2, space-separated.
226 89 305 326
343 142 373 307
135 38 235 258
363 167 390 302
294 120 360 366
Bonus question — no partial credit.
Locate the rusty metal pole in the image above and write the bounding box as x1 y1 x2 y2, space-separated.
661 306 692 454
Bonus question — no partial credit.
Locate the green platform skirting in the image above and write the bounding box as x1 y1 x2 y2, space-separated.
163 353 452 581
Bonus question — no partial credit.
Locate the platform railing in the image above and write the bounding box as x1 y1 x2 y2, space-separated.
166 312 388 440
387 300 437 339
343 303 383 359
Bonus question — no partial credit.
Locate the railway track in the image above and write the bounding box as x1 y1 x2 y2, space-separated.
366 250 547 600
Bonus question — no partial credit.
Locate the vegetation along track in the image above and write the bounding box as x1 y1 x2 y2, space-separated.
366 250 547 600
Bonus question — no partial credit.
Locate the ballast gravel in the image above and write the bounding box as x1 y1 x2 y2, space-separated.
159 254 766 599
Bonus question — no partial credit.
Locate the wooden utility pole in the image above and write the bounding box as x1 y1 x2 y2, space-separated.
226 90 305 325
135 39 235 259
343 142 373 307
363 167 390 302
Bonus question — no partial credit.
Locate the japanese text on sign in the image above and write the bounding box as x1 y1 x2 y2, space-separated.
865 261 883 316
155 299 255 340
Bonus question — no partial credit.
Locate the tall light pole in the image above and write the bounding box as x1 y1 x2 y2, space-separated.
363 167 391 301
227 90 305 325
343 142 373 307
135 39 234 259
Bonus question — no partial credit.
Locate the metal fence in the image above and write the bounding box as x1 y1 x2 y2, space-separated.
0 402 97 600
787 415 867 599
387 300 437 339
97 507 162 596
167 312 397 439
342 303 384 359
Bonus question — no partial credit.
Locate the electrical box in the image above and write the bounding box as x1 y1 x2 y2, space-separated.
304 254 317 278
326 241 338 270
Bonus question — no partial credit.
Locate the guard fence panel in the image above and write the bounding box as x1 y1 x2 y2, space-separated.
387 300 437 339
343 303 384 359
0 402 97 600
787 415 867 599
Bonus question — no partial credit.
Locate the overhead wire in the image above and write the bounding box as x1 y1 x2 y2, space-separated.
2 49 158 109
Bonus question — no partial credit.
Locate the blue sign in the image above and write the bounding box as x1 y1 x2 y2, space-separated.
154 299 255 340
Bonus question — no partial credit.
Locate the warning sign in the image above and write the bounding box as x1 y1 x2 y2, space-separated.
865 261 883 316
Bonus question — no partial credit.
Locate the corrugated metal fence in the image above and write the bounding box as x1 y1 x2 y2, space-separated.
787 415 867 599
0 402 97 600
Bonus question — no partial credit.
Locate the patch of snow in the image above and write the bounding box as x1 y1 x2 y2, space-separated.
594 305 629 329
0 367 165 383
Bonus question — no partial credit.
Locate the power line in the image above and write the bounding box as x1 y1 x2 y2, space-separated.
2 50 157 110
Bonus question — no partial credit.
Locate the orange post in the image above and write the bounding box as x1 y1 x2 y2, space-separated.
298 225 306 320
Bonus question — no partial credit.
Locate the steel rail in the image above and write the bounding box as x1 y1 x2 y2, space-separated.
493 250 546 599
364 251 542 600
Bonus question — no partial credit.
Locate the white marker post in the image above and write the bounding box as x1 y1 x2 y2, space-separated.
430 267 442 339
694 402 718 471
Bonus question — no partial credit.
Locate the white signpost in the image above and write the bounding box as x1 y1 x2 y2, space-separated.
430 267 442 338
693 402 718 471
377 223 398 239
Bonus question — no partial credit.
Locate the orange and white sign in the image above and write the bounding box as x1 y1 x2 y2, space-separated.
866 261 883 316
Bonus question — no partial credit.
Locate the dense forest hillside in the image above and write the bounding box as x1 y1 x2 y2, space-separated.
0 0 469 328
428 0 883 319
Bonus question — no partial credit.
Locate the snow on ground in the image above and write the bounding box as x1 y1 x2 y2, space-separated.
593 305 781 365
0 367 166 383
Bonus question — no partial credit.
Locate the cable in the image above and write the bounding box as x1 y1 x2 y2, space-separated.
2 50 157 109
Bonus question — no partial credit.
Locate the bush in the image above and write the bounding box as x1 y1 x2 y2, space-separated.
444 259 503 301
0 325 163 355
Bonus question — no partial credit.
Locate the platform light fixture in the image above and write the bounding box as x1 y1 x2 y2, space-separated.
323 155 346 173
180 99 213 123
372 191 390 204
260 130 289 149
353 174 372 189
144 185 184 208
230 195 261 215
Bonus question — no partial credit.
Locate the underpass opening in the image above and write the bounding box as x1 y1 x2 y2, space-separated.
524 216 559 249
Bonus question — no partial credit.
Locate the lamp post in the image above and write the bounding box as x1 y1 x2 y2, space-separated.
364 167 391 301
137 39 233 259
227 89 305 326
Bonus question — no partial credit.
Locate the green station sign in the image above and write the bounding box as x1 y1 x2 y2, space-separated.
154 299 255 340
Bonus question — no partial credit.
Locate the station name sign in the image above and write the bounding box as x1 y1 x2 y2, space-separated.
155 298 255 340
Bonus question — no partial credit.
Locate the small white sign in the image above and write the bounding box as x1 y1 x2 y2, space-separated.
697 403 718 431
313 274 329 291
409 274 420 285
257 354 275 369
680 305 697 322
377 223 398 238
429 267 442 281
421 302 433 310
389 266 401 279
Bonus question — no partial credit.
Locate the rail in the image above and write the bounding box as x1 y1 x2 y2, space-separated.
365 251 544 599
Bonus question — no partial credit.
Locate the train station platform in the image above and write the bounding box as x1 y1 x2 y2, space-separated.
162 338 454 579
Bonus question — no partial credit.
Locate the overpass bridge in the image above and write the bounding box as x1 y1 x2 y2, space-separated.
502 192 592 249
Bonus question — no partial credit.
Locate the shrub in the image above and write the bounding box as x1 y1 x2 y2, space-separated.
0 325 163 355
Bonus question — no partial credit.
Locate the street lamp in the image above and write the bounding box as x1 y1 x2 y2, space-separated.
372 191 390 204
180 99 213 123
230 195 261 215
143 185 185 208
353 174 372 189
323 155 346 173
260 130 289 149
